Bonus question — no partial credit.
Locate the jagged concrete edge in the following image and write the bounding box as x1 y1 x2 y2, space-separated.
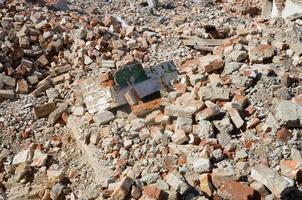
67 115 114 186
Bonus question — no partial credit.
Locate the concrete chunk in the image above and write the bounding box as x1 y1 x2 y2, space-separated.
0 89 15 99
228 108 244 129
164 105 196 118
93 110 115 126
165 173 190 195
192 158 211 173
275 100 302 127
199 55 224 73
199 86 230 101
251 165 295 198
0 74 16 87
12 149 33 165
48 103 68 125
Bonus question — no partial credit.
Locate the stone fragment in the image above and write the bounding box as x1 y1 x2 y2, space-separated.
217 133 232 148
175 117 192 133
251 165 295 198
31 150 48 167
84 55 93 65
199 55 224 73
164 105 196 118
27 75 39 85
12 149 33 165
31 78 52 97
46 88 60 101
249 44 274 64
213 116 234 134
0 73 16 87
73 28 87 39
0 89 15 99
165 173 190 195
111 176 133 200
171 130 189 145
246 118 260 129
228 108 244 129
50 183 64 200
232 95 248 110
35 20 48 30
15 162 30 182
130 118 146 131
141 173 160 185
194 120 215 139
235 149 248 161
197 106 220 120
19 36 30 48
211 167 235 188
231 76 253 88
227 50 248 62
37 54 49 67
218 181 256 200
280 159 301 179
131 186 142 199
7 185 30 200
93 110 115 125
72 106 85 116
224 62 243 74
47 169 64 182
102 60 115 68
33 102 57 118
275 100 302 127
291 148 302 162
250 181 269 197
199 86 230 101
90 132 100 145
192 158 211 173
199 173 214 197
48 103 68 125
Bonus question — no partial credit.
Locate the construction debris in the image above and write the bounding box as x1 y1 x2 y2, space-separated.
1 0 302 200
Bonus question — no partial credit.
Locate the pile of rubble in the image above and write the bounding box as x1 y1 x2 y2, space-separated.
1 0 302 199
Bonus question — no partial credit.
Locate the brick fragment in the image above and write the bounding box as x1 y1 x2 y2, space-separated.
249 44 274 64
131 99 161 117
33 102 57 118
218 181 256 200
199 173 214 197
276 128 292 143
16 79 28 94
142 185 164 200
199 55 224 73
111 176 133 200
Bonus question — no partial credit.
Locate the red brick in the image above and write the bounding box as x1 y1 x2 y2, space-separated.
219 181 256 200
174 83 187 93
131 99 161 117
292 94 302 105
199 55 224 73
246 118 260 129
276 128 292 143
143 185 164 200
244 105 256 116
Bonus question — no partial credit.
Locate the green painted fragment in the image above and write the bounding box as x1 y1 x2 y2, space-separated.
114 62 149 88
